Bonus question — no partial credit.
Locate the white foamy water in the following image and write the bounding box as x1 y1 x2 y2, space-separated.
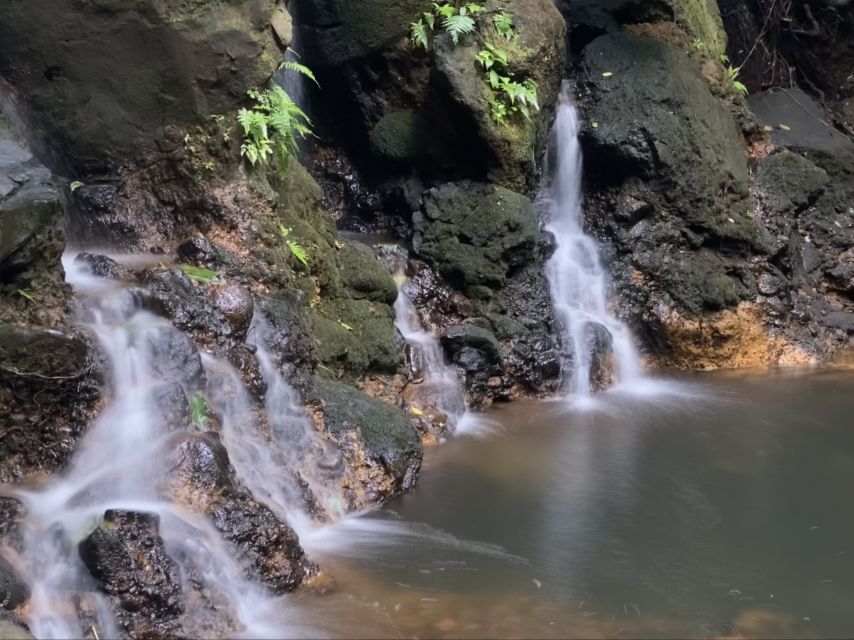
544 84 642 397
393 279 492 437
8 254 318 638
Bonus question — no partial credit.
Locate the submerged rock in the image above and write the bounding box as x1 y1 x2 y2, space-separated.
78 510 183 639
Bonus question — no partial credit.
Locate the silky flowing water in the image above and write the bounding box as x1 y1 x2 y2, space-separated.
544 84 641 396
297 369 854 639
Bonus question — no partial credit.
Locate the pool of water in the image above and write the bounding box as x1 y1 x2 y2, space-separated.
294 369 854 639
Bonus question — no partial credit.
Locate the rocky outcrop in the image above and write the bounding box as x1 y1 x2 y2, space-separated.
0 556 28 611
0 0 284 175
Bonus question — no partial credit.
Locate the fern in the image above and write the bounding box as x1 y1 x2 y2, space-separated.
179 265 219 283
411 18 430 49
238 78 313 174
493 12 514 40
278 60 320 87
278 224 309 267
442 13 476 44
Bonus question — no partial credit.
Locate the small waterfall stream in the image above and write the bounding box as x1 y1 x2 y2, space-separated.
544 84 642 397
393 276 489 437
10 256 340 638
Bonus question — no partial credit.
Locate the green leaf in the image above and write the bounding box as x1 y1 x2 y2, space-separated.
493 12 514 39
189 393 209 427
286 239 309 266
411 19 430 50
69 180 85 193
179 264 219 283
278 60 320 87
17 289 34 302
442 13 476 44
337 319 354 332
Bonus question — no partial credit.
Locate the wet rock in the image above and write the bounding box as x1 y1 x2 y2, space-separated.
0 112 68 327
256 291 317 393
442 325 500 377
210 285 253 341
177 235 229 269
0 557 28 610
415 182 540 292
0 0 284 174
144 269 235 348
584 322 615 391
78 510 182 638
163 432 314 593
314 376 422 500
144 326 206 392
72 253 124 280
0 325 102 482
67 183 127 246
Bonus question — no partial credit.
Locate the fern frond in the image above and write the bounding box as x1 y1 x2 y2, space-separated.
411 19 430 50
286 240 309 266
279 60 320 87
442 13 475 44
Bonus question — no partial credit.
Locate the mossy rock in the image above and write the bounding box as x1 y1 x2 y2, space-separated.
337 243 398 304
311 298 400 374
368 110 434 164
432 0 566 189
415 182 540 291
313 376 421 491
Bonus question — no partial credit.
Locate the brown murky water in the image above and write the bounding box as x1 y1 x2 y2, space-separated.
295 369 854 639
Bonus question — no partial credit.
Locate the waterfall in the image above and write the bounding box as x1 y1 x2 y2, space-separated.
9 255 328 638
544 84 641 397
393 276 490 437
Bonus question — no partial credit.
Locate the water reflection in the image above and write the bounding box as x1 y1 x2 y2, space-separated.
300 370 854 639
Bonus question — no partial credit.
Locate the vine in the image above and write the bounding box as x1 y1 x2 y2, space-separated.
410 2 539 126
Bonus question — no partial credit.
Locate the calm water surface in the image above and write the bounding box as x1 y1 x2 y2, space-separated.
297 369 854 639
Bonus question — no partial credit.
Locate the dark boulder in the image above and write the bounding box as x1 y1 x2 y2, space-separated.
584 322 615 391
0 0 284 174
210 285 254 342
0 556 28 610
414 182 541 294
0 112 69 327
313 376 422 501
442 324 500 375
73 253 125 280
78 510 183 639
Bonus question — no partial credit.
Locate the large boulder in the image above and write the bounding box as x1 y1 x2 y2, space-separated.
299 0 423 67
574 33 770 366
0 557 28 611
0 0 284 174
414 182 540 294
432 0 566 188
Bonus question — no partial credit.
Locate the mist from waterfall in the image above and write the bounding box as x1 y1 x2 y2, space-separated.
544 83 641 397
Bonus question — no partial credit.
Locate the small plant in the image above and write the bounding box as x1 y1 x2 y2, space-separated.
410 3 539 126
720 55 748 97
69 180 85 193
178 264 219 283
189 393 210 428
278 224 309 267
237 65 316 174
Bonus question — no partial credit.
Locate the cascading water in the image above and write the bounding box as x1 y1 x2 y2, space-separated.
393 276 490 437
544 84 642 397
7 256 333 638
